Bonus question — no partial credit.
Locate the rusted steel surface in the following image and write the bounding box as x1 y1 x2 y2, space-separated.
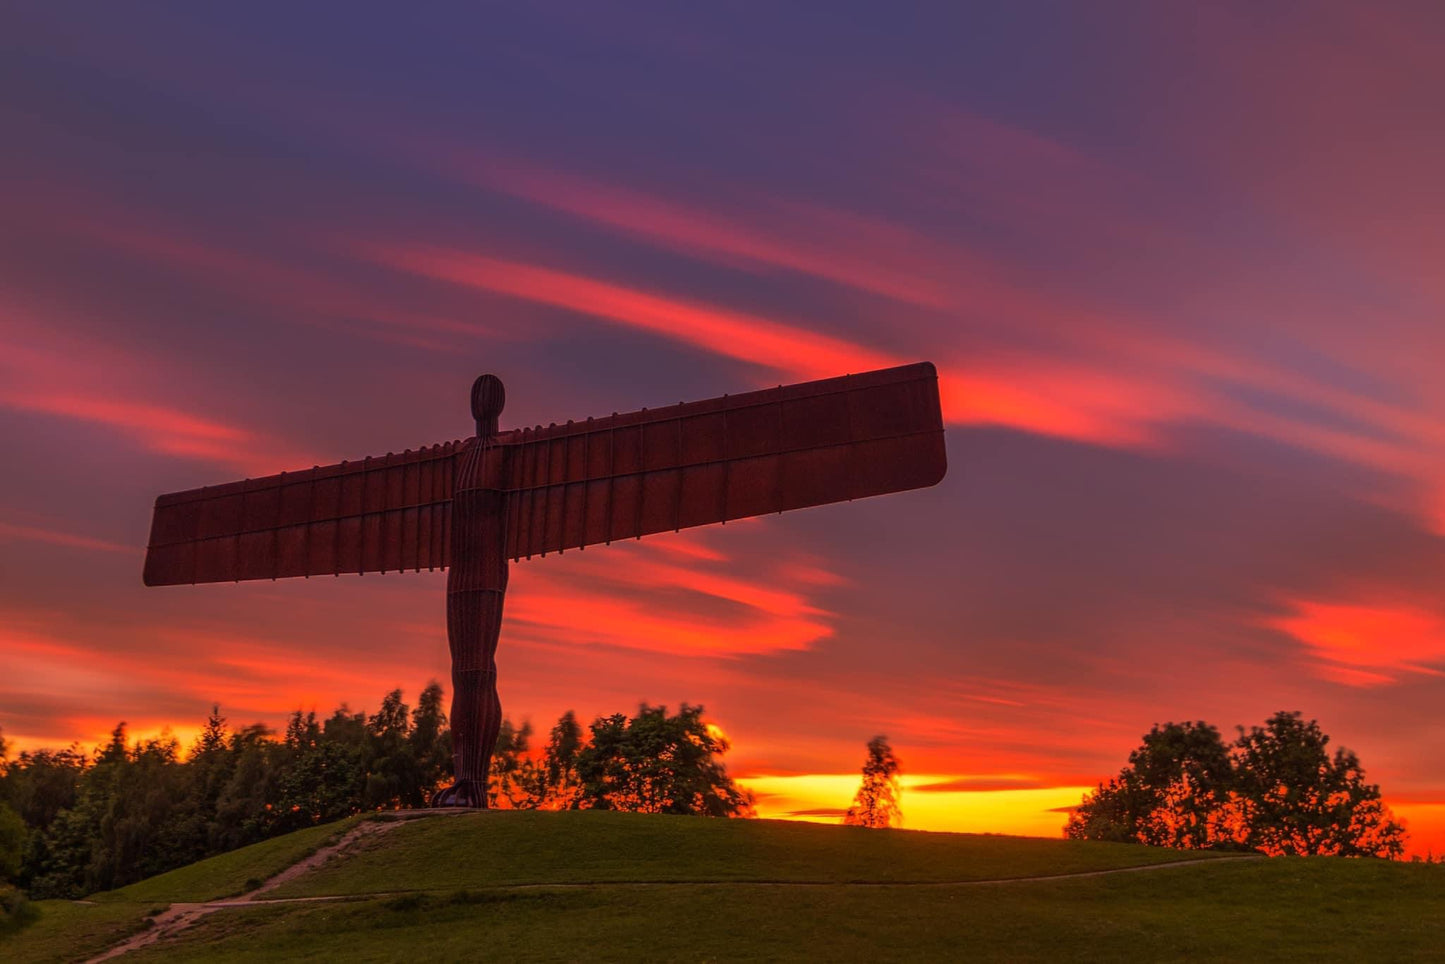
142 443 462 586
501 361 946 560
435 376 508 808
143 362 946 808
143 362 946 585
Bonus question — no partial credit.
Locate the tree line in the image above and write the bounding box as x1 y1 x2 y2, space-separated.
2 695 1412 908
0 686 752 899
1066 711 1407 858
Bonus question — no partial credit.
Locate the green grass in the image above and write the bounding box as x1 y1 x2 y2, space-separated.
264 811 1218 898
7 812 1443 962
129 858 1445 963
98 814 367 904
0 900 148 964
0 815 364 964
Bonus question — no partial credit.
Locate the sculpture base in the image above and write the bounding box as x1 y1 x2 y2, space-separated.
430 780 488 808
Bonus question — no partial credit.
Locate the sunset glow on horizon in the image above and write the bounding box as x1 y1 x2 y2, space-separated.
5 4 1445 860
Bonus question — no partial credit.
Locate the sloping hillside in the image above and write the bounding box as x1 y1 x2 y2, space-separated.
4 811 1441 962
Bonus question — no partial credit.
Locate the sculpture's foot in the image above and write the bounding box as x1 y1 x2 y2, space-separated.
430 780 488 808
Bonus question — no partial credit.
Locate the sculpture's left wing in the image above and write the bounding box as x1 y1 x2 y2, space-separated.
143 442 462 585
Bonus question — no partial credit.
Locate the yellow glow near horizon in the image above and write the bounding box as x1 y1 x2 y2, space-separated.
739 773 1090 838
741 775 1445 856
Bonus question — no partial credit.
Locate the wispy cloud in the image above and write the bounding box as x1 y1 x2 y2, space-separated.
506 531 838 658
0 308 312 474
442 155 956 308
362 243 896 381
1269 597 1445 687
0 521 136 554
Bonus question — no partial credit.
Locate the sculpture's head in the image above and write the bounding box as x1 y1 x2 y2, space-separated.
471 373 506 436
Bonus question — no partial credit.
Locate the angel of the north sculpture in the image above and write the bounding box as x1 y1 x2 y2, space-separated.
143 361 947 806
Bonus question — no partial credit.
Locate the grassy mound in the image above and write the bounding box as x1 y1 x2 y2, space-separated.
1 816 365 963
263 810 1217 897
4 812 1442 962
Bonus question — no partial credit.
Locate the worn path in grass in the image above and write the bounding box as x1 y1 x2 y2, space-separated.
100 851 1259 961
2 813 402 964
98 837 1252 960
10 812 1442 962
136 858 1445 963
84 815 424 962
260 810 1233 898
78 811 1245 961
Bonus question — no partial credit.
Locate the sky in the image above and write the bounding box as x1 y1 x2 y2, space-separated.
3 3 1445 854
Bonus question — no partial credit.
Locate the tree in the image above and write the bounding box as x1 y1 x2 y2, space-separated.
0 746 86 832
0 803 23 882
272 709 361 830
211 724 277 852
488 718 537 809
844 735 901 829
540 711 584 809
1065 721 1238 850
1 686 760 898
574 705 753 816
1232 712 1405 858
409 681 450 799
1066 711 1406 858
362 689 419 809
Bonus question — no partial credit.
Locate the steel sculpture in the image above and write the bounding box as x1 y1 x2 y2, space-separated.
143 362 947 806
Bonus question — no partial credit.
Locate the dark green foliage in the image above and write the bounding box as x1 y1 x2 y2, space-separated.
482 710 586 809
0 745 86 833
0 802 24 882
1065 721 1234 849
0 683 454 899
573 704 753 816
541 710 584 808
364 690 422 810
1232 711 1405 858
488 719 536 809
1067 711 1406 858
0 690 753 899
0 881 37 934
408 682 450 794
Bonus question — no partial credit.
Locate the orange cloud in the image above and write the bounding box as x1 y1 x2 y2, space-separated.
365 243 897 381
4 182 496 352
0 308 314 475
414 144 1445 534
361 242 1216 450
506 535 837 657
444 155 956 308
1270 598 1445 686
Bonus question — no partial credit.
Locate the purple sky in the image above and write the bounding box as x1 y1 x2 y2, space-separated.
3 3 1444 848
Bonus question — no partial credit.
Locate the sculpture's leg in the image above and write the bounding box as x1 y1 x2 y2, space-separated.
432 477 508 808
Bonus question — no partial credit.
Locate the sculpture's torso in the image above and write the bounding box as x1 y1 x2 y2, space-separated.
439 434 512 806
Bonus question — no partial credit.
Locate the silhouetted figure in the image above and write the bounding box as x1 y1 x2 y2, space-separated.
433 376 508 807
143 364 947 807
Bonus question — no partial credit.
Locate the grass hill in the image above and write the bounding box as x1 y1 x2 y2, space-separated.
4 810 1443 962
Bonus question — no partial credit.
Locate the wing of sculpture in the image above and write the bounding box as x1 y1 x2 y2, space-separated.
142 361 946 584
142 442 463 585
502 361 946 559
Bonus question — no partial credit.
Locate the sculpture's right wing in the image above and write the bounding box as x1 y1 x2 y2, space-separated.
502 361 947 560
143 442 463 585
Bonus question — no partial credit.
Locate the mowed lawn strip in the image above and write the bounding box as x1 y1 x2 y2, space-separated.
97 814 368 904
264 811 1225 898
0 815 366 964
125 859 1445 963
0 900 153 964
